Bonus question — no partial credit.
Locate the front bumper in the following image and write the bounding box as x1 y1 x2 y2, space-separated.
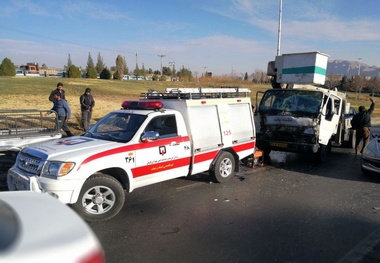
269 141 319 154
7 167 82 204
361 157 380 174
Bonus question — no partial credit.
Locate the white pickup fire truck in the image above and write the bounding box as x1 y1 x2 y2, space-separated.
7 88 256 221
256 51 354 163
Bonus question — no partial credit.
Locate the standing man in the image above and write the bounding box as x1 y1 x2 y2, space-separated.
80 88 95 132
351 97 375 154
49 82 66 102
51 90 73 137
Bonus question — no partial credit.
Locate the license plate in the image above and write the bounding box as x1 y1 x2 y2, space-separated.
270 142 288 148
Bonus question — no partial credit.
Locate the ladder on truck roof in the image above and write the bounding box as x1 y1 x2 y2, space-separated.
142 87 251 100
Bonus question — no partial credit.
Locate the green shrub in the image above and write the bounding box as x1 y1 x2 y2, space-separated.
0 58 16 76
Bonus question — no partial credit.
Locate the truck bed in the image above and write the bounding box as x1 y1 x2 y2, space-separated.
0 109 62 151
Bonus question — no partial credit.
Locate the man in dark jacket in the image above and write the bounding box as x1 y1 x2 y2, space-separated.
80 88 95 132
351 97 375 154
49 82 66 102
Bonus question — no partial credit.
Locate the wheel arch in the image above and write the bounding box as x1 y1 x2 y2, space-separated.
210 148 239 173
97 167 130 192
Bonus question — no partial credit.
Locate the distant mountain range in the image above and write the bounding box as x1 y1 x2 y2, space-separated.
327 60 380 78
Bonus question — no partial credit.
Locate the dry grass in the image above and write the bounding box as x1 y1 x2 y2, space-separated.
1 76 378 134
0 76 268 135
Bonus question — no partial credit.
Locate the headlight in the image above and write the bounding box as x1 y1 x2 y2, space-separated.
362 140 380 159
42 161 75 177
362 146 377 159
304 127 315 135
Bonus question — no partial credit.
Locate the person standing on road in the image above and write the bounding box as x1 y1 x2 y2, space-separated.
351 97 375 154
51 90 73 137
49 82 66 102
80 88 95 132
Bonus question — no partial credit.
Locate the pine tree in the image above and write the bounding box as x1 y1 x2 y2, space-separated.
86 52 97 78
67 54 73 68
96 52 105 74
0 58 16 76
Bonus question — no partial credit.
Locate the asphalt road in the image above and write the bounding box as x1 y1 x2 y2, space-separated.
89 145 380 263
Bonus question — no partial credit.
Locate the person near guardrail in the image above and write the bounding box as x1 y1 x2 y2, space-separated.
351 97 375 154
51 90 73 137
80 88 95 132
49 82 66 102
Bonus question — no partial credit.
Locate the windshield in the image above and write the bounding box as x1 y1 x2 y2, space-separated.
259 90 323 117
83 112 147 143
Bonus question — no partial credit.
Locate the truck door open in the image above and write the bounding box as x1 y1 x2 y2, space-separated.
319 94 342 145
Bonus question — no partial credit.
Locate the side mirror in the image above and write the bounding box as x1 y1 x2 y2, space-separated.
141 131 159 142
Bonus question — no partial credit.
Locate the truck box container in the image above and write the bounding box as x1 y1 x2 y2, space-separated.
275 51 329 85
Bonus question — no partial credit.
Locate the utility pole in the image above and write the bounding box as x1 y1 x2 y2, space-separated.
135 51 138 70
358 57 362 76
203 66 207 76
158 54 166 77
277 0 282 56
169 61 175 80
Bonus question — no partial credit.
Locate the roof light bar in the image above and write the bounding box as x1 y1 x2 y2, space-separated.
121 100 164 110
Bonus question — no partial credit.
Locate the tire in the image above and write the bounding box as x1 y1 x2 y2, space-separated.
342 130 356 149
349 130 356 149
315 144 328 164
0 155 16 191
72 174 125 222
209 151 235 183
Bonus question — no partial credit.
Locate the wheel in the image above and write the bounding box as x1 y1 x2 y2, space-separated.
349 130 356 149
209 151 235 183
0 155 16 191
72 174 125 222
342 130 356 149
314 144 328 164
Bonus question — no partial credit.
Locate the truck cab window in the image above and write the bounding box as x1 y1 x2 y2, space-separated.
145 116 177 139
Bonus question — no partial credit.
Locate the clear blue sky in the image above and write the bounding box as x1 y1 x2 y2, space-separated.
1 0 379 76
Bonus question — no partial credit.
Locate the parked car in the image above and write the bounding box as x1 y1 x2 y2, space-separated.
361 133 380 175
0 191 105 263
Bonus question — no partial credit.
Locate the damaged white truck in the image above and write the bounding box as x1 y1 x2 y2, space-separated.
7 88 255 221
255 51 355 163
0 110 61 190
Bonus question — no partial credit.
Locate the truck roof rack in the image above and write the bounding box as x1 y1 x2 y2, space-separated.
141 87 251 100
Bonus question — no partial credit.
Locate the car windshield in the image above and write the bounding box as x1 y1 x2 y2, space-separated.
83 112 147 143
259 89 323 117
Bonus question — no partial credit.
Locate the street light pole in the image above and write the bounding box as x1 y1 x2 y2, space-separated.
276 0 282 56
158 54 165 77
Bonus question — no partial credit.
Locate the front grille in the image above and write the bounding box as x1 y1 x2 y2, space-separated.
17 152 43 175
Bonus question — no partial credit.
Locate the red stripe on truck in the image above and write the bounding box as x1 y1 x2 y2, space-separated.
193 141 256 164
131 157 191 178
78 136 190 170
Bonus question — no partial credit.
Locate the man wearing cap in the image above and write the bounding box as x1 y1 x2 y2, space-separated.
80 88 95 132
351 97 375 154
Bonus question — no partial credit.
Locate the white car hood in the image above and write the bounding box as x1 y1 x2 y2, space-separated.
23 136 119 161
0 191 104 263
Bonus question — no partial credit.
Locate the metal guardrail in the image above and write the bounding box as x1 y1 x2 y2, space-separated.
0 109 60 138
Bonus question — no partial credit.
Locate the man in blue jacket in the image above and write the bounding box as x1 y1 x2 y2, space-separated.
51 90 73 137
351 97 375 154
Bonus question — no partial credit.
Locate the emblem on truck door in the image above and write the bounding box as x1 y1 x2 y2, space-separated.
159 146 166 156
